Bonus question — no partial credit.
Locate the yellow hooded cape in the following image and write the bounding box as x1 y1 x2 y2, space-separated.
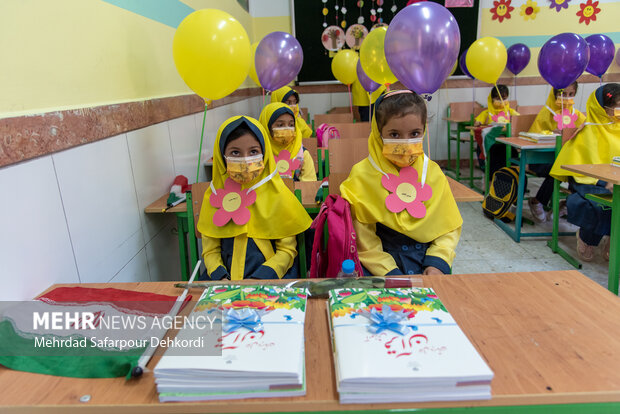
475 92 519 125
351 80 386 106
550 87 620 183
339 95 463 243
271 86 313 137
259 102 303 158
529 89 586 133
197 116 312 239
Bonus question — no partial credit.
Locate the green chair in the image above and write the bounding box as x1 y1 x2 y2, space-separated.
186 181 308 280
445 102 484 191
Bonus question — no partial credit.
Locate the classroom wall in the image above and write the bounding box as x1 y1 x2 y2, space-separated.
0 0 289 118
479 0 620 78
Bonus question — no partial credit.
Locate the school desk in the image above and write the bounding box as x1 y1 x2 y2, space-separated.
144 194 191 280
2 270 620 413
494 137 574 243
560 163 620 295
444 102 484 192
447 176 484 202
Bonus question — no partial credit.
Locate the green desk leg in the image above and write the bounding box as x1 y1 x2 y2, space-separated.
455 124 461 182
324 149 330 178
294 189 308 278
608 185 619 294
446 118 452 176
186 191 200 279
175 212 190 281
316 148 323 180
546 136 581 269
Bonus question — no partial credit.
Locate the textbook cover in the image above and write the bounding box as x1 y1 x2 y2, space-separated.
328 287 493 403
155 285 307 402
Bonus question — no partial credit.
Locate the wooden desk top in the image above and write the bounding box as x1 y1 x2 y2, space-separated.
2 271 620 413
443 117 471 123
447 177 483 202
561 164 620 185
496 137 555 150
144 194 187 214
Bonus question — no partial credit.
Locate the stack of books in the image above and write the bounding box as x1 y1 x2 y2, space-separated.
328 287 493 403
154 285 307 402
519 131 557 143
612 156 620 167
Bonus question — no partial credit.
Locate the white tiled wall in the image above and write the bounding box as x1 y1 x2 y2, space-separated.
0 83 601 300
0 96 261 300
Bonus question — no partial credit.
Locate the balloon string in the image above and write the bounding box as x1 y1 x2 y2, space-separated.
494 83 508 121
559 89 564 130
262 88 265 109
472 78 475 116
196 102 208 183
348 83 353 116
368 92 372 122
514 75 517 101
426 121 431 160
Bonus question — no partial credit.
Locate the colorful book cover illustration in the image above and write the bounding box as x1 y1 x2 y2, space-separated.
328 287 493 401
155 285 307 402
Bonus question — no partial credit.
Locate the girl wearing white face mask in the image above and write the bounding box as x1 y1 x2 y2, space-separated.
340 91 463 277
197 116 312 280
259 103 317 182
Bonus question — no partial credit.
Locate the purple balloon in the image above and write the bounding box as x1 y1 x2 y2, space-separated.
459 50 473 79
384 2 460 94
538 33 589 90
255 32 303 92
585 34 615 78
356 61 381 93
506 43 531 75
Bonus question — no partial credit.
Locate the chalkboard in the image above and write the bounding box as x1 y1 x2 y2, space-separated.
292 0 480 83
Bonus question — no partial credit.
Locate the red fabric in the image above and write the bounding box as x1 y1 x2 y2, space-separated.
473 127 485 160
172 175 190 193
37 287 192 314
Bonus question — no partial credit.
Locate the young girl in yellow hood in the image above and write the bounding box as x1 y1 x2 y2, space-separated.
197 116 312 279
550 83 620 262
340 91 462 276
527 81 586 223
259 102 317 181
472 85 520 178
271 86 313 138
352 79 386 122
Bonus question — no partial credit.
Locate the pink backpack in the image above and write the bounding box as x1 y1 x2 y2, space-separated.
309 195 364 278
315 123 340 148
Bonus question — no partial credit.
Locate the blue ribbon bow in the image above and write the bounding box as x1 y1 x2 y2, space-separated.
364 304 410 336
223 308 264 333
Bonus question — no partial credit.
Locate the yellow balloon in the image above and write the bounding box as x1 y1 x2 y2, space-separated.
359 27 397 86
331 50 359 85
450 60 458 76
248 42 261 87
173 9 250 100
466 37 507 84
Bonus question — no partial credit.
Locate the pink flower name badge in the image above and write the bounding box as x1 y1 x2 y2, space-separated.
553 109 578 129
210 178 256 226
273 150 301 178
491 111 510 124
381 166 432 218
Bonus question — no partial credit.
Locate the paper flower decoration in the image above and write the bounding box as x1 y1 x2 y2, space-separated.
520 0 540 20
490 0 514 22
381 166 432 218
210 178 256 227
554 110 579 128
273 150 301 178
549 0 570 12
576 0 600 24
491 111 511 123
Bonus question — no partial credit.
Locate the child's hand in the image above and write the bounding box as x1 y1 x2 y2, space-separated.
423 266 444 275
474 121 481 127
605 182 614 192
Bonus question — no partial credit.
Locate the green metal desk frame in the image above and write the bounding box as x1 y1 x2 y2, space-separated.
245 403 619 413
585 190 619 294
495 136 574 243
445 113 483 191
546 139 583 270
